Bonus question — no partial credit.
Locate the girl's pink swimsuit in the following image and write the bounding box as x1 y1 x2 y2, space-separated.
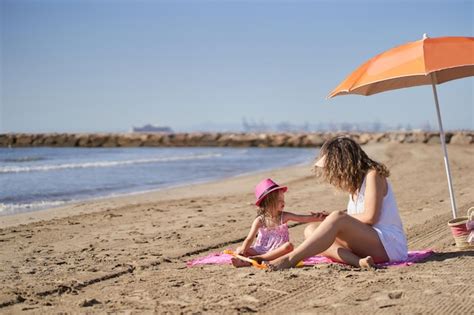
251 215 289 255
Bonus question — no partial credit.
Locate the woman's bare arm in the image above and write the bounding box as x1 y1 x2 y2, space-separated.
350 170 387 225
283 211 328 223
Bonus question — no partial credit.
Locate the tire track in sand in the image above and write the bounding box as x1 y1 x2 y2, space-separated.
253 273 340 312
407 213 452 249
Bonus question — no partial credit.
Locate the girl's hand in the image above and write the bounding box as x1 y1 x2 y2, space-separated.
311 211 329 221
249 256 263 264
235 248 247 256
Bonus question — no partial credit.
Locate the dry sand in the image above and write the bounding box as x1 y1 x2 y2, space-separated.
0 143 473 314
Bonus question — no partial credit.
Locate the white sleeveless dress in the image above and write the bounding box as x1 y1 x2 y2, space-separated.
347 176 408 262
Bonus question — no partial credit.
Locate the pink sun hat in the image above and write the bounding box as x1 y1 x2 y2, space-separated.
254 178 287 206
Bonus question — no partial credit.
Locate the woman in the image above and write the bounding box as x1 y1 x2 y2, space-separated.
271 136 408 269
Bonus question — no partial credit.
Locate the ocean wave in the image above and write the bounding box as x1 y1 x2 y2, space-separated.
0 153 222 174
2 156 46 163
0 185 130 204
0 200 67 216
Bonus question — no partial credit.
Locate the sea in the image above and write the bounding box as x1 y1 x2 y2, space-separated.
0 147 318 216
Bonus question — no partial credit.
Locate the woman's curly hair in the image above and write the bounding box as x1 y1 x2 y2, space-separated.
313 136 389 195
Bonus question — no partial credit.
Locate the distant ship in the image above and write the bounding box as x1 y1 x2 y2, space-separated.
131 124 173 133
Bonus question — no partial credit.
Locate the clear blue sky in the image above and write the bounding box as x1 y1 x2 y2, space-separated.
1 0 473 133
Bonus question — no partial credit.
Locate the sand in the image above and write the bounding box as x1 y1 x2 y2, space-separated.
0 143 473 313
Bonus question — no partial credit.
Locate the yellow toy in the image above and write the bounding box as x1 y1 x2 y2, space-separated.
223 249 304 269
223 249 268 270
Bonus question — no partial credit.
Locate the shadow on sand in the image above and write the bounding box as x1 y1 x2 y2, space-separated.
424 249 474 263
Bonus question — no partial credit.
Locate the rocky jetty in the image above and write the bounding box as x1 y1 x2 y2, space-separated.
0 131 473 148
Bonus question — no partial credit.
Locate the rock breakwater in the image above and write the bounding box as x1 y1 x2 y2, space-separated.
0 132 473 148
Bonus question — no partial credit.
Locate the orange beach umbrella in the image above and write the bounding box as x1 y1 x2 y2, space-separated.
328 35 474 219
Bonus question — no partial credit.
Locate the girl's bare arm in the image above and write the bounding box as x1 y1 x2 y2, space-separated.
237 217 262 255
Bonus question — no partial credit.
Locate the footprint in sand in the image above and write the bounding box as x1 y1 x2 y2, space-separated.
79 298 101 307
388 291 403 299
104 213 123 219
133 238 149 244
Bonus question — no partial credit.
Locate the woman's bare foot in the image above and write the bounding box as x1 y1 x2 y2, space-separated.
268 256 293 270
231 257 251 267
359 256 375 269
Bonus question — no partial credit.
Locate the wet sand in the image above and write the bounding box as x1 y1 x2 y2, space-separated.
0 143 473 313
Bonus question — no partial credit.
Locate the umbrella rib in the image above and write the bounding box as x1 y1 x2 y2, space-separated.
331 54 382 97
422 37 428 75
350 73 428 95
351 55 380 92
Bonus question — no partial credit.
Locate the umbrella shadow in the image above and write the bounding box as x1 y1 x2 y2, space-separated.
422 250 474 263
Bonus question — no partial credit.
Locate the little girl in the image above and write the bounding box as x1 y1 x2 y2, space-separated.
232 178 327 267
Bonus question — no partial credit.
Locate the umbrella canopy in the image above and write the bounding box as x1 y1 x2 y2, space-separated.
328 35 474 219
328 36 474 98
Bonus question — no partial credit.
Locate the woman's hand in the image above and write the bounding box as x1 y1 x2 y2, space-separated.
310 211 329 221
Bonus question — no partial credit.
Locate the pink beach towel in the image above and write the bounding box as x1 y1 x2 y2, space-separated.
186 250 434 268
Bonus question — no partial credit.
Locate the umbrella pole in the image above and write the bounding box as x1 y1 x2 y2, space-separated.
430 73 458 219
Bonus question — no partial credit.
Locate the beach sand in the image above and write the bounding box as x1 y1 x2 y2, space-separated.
1 143 473 313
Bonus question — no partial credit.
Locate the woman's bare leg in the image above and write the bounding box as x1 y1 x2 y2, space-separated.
306 222 374 268
271 211 388 269
251 242 293 262
321 242 375 268
304 223 319 239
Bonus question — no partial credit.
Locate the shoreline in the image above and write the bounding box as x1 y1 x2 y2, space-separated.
0 160 314 229
0 147 315 226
